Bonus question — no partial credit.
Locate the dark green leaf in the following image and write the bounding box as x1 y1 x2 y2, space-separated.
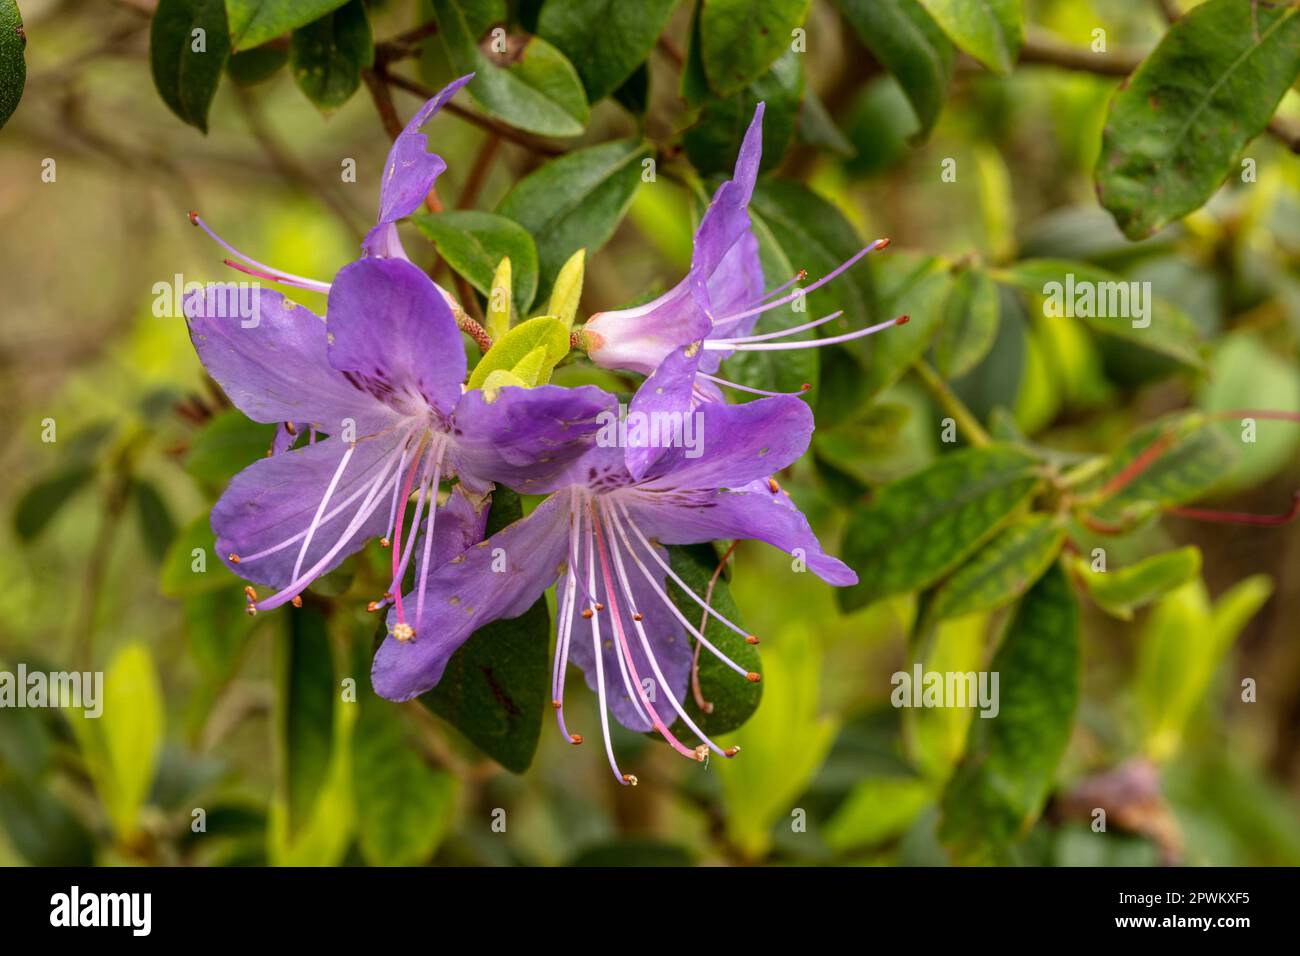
933 266 999 378
131 479 177 565
611 61 649 117
684 49 803 175
420 489 549 773
184 585 261 679
412 210 539 313
665 543 761 738
839 444 1043 611
161 511 230 597
150 0 231 133
429 0 590 137
0 778 95 866
939 564 1079 864
225 0 351 52
0 0 25 131
537 0 675 103
226 43 288 85
1072 545 1201 620
185 409 276 485
916 0 1022 75
861 252 949 398
352 644 456 865
699 0 810 97
289 0 372 110
994 259 1206 373
497 138 651 299
839 0 953 142
796 84 853 156
927 513 1066 623
1096 0 1300 239
273 605 335 838
13 465 95 542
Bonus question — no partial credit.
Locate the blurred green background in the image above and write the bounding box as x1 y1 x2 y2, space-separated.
2 0 1299 867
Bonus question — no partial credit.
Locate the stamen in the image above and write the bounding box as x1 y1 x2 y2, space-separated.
412 440 448 631
704 314 908 352
387 441 436 625
552 497 584 743
695 371 812 398
189 212 331 294
712 309 843 345
291 443 357 583
583 503 632 787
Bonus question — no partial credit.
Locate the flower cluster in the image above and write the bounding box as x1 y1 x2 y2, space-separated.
183 76 902 784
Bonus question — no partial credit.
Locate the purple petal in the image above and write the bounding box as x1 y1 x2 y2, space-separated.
449 384 617 495
326 257 466 419
184 288 390 433
212 429 405 589
624 345 703 481
638 395 812 490
426 485 492 569
583 282 712 376
361 74 474 259
567 537 690 733
371 492 571 701
625 479 858 586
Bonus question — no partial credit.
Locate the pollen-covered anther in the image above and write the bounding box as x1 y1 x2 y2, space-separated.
187 210 200 226
622 774 639 787
366 600 383 613
693 744 709 762
243 585 258 602
570 733 584 745
895 314 910 326
228 553 241 564
594 602 605 611
746 672 762 683
724 746 741 758
244 605 257 616
581 608 594 619
877 237 892 250
796 268 808 280
291 595 302 608
380 538 391 549
745 635 760 645
632 612 643 622
391 622 416 643
767 478 780 493
552 699 562 709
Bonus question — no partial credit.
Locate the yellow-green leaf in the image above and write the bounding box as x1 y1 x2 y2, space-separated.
468 316 569 390
547 248 586 330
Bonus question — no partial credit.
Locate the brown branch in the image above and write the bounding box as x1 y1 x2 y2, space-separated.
362 68 405 139
1015 35 1142 76
458 133 501 210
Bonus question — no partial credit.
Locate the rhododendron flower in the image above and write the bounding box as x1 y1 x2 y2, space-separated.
372 392 856 784
185 256 610 631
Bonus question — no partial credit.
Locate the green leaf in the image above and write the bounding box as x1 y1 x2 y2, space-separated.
352 645 457 866
1137 575 1271 761
225 0 350 52
1096 0 1300 239
938 564 1079 864
498 138 651 299
0 0 25 131
0 778 94 867
185 409 276 485
1199 333 1300 492
183 585 260 681
665 544 761 738
699 0 810 97
904 612 988 782
1077 413 1238 527
537 0 676 103
1071 546 1201 620
839 444 1043 611
485 256 513 339
467 316 569 389
926 514 1066 624
684 50 803 176
796 84 854 156
226 44 288 85
151 0 232 133
273 605 336 839
420 488 550 773
861 254 949 398
76 644 166 840
131 479 177 565
933 266 999 378
824 775 934 852
838 0 953 142
548 248 586 330
13 465 95 542
993 259 1206 373
715 623 836 860
161 511 230 597
289 0 372 111
569 839 695 867
413 210 539 314
916 0 1022 75
429 0 590 137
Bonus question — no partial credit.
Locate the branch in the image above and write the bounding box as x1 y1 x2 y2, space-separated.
1015 34 1141 76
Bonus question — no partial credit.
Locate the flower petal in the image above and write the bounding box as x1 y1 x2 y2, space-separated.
450 384 616 495
624 480 857 586
624 345 703 481
212 429 406 589
184 287 390 433
371 492 571 701
361 74 474 259
327 257 467 418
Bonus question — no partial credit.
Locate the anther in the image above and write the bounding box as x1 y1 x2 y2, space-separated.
391 622 416 643
291 595 302 608
767 478 780 493
380 538 391 548
633 612 643 622
594 602 605 611
724 746 741 758
582 608 594 619
367 600 383 612
622 774 638 787
693 744 709 762
895 314 910 325
243 585 258 602
570 733 584 745
228 553 241 564
796 268 808 280
188 210 200 226
746 635 760 645
746 672 761 683
552 699 562 709
245 605 257 616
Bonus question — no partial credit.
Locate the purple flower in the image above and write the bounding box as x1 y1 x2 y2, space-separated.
186 75 475 301
371 393 856 785
185 256 610 630
581 102 899 476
